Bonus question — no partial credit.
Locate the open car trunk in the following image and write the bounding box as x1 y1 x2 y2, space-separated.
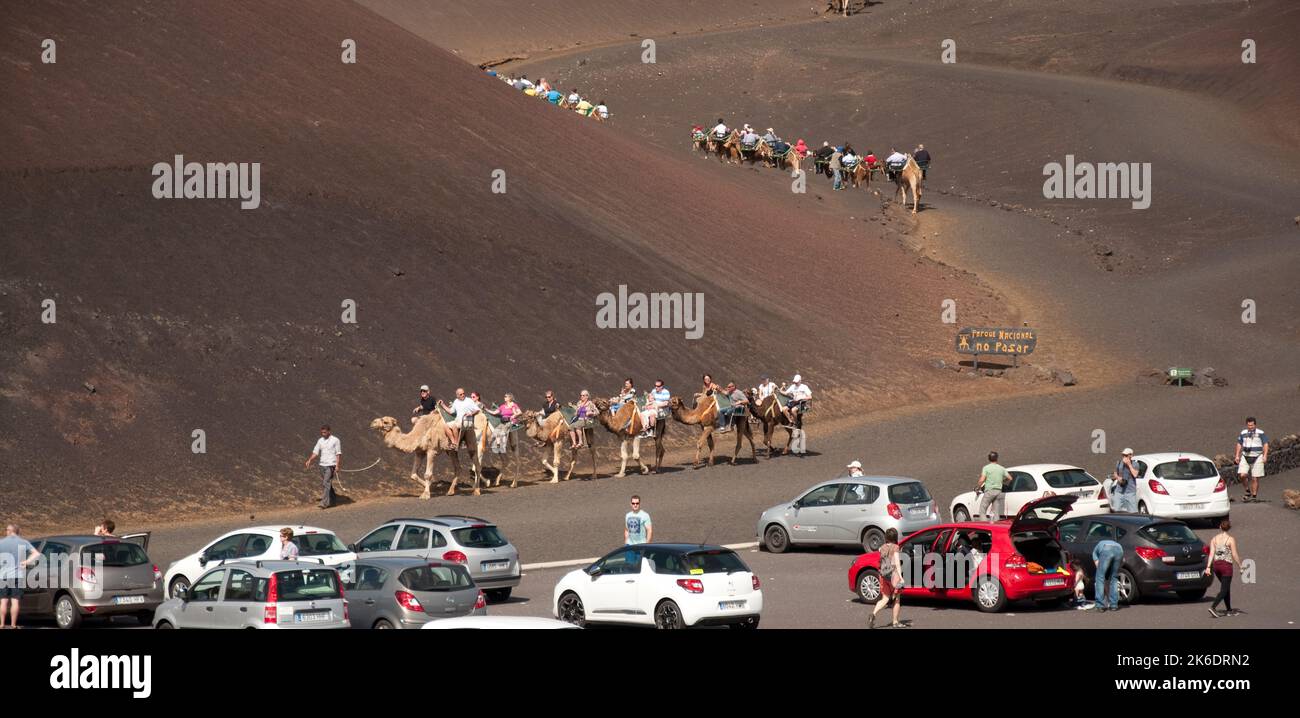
1010 494 1076 574
1011 532 1068 573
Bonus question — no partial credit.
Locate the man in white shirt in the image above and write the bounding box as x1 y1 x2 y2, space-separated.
711 118 728 139
781 374 812 422
594 102 609 121
757 374 778 401
885 148 907 180
440 387 480 446
304 425 342 509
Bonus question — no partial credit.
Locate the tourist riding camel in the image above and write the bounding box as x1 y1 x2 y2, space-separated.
913 144 932 179
570 390 594 448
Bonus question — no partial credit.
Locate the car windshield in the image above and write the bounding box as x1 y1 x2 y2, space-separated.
1043 469 1099 488
273 569 341 600
400 564 473 591
888 482 931 504
1153 460 1218 480
1139 522 1199 545
682 550 749 575
451 526 508 549
81 542 149 567
290 533 349 556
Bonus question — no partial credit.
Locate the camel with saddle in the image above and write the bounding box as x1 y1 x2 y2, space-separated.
747 391 797 458
370 414 476 499
436 405 490 496
523 408 598 482
891 154 924 213
594 397 661 477
669 393 725 468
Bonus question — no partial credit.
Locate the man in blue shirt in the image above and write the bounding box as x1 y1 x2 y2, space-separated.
1235 417 1269 502
624 496 653 545
1111 448 1139 512
1 524 42 628
1087 538 1124 612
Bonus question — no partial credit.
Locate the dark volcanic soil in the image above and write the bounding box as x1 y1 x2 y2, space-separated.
0 0 1012 528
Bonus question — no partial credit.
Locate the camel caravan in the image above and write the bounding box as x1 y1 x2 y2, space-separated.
370 375 814 500
486 69 612 121
691 119 930 213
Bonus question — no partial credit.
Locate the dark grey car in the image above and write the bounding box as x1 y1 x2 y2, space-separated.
344 557 486 629
21 533 162 628
1058 514 1213 604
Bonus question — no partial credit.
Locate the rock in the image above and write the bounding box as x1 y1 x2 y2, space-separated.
929 358 947 370
1277 434 1297 449
82 382 96 394
1193 367 1227 387
1053 369 1077 386
1136 368 1166 386
982 368 1004 378
1213 453 1234 468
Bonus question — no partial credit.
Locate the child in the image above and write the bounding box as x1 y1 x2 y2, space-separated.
1071 561 1089 609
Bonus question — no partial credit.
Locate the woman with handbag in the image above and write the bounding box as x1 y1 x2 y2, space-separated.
1204 519 1242 618
869 529 908 628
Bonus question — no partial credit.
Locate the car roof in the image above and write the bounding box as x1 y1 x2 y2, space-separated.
1130 452 1215 463
241 525 337 535
34 535 111 544
812 476 922 489
382 515 495 528
618 543 733 553
1006 464 1085 474
211 559 337 573
1080 513 1175 526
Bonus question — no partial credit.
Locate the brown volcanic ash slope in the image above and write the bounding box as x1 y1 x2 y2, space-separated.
0 1 1005 527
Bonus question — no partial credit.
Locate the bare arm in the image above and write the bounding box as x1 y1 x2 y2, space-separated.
1229 536 1242 566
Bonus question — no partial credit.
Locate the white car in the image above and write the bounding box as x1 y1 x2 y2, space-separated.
421 616 579 629
553 544 762 629
1132 452 1229 520
164 525 356 598
949 464 1109 522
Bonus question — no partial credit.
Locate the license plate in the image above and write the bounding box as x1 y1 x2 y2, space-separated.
1177 571 1201 580
718 600 746 610
294 610 330 623
113 595 145 605
1043 578 1065 587
1180 503 1205 510
481 561 509 571
908 506 927 514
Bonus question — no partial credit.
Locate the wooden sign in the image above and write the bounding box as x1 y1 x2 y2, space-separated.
955 327 1037 355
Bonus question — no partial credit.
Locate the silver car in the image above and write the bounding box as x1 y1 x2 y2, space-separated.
345 557 486 629
757 476 942 553
351 515 520 602
153 560 349 629
22 533 163 628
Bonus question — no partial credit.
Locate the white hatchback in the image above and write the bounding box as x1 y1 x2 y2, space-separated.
553 544 762 629
949 464 1110 522
164 525 356 598
1132 452 1229 520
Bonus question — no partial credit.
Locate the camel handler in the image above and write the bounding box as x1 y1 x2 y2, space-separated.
304 424 342 509
438 387 479 448
411 384 437 424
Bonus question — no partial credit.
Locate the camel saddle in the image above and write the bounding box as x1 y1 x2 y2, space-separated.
487 412 527 433
635 395 670 419
560 405 595 429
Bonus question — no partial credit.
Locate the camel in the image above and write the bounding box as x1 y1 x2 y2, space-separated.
771 146 803 176
438 408 489 496
849 160 871 188
692 129 709 155
717 130 744 165
742 137 769 165
483 417 526 489
669 393 723 468
522 410 598 482
593 398 652 477
716 398 759 465
369 415 465 500
708 129 738 164
747 391 796 458
894 154 924 214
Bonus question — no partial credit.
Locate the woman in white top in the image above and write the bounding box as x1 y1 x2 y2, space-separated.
1204 519 1242 618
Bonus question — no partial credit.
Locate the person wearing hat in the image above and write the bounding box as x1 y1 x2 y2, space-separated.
781 374 812 455
847 460 865 478
411 385 437 424
756 374 778 401
1111 448 1140 513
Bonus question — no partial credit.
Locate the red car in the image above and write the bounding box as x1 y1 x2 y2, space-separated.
848 495 1077 613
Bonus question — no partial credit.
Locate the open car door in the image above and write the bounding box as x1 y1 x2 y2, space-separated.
119 531 150 552
1010 495 1077 535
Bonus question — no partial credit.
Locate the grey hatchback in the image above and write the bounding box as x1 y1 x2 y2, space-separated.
344 557 487 629
153 560 349 629
21 533 162 628
351 515 520 602
758 476 941 553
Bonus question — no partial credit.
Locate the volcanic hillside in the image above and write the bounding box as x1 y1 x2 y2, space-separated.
0 0 1009 527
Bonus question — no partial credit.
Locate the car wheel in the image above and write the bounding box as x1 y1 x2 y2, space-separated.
373 619 395 629
974 576 1007 613
485 588 512 603
861 528 886 553
1177 588 1207 601
856 569 882 603
953 505 971 522
729 616 760 630
55 594 83 629
1117 569 1140 604
764 525 790 554
155 621 174 629
135 611 154 626
557 591 586 627
168 575 190 599
654 600 685 629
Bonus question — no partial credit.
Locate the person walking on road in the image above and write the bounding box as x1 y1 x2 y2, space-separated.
869 528 906 628
305 424 342 509
1235 417 1269 503
977 452 1009 522
624 496 653 545
1205 519 1242 618
0 524 41 629
279 528 300 560
1111 448 1140 513
1087 538 1124 612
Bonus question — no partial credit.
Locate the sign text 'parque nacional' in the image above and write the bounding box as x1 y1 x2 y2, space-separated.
955 327 1037 355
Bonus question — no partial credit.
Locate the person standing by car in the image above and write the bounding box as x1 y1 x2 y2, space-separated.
1111 448 1139 512
1087 538 1124 612
847 460 865 478
976 451 1009 522
1205 519 1242 618
1234 417 1269 503
869 528 906 628
93 518 117 537
0 524 41 629
279 528 300 560
305 424 342 509
624 496 653 545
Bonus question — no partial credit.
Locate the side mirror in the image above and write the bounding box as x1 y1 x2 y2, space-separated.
348 543 357 552
175 588 189 601
587 566 601 578
197 553 208 567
